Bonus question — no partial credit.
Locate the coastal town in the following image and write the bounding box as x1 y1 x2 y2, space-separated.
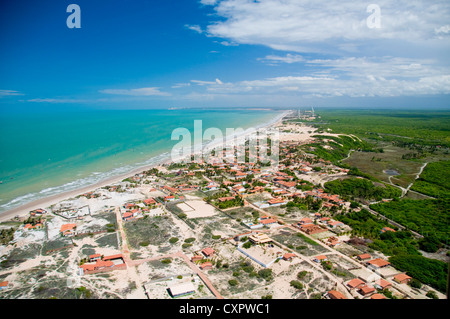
0 112 446 300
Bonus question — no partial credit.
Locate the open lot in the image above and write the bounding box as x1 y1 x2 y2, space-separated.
206 242 335 299
176 199 218 218
123 215 183 257
270 228 329 257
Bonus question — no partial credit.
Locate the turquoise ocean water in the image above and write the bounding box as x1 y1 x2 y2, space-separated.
0 109 280 213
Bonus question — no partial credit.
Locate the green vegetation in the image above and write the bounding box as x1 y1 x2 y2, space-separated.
75 286 92 299
216 196 244 209
123 216 181 250
335 209 421 256
312 109 450 147
240 261 255 274
0 227 15 245
242 240 253 249
418 234 442 253
388 254 448 293
169 237 179 244
290 280 304 289
296 180 314 191
258 269 273 281
410 161 450 198
347 166 379 182
337 209 393 238
228 279 238 286
287 196 322 211
370 230 420 256
297 109 450 294
370 199 450 247
295 232 319 246
302 134 373 164
105 223 116 232
337 208 448 293
419 161 450 189
297 271 309 280
324 177 401 201
426 290 439 299
321 260 333 271
382 289 397 299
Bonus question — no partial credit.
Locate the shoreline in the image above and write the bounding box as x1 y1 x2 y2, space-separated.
0 110 290 223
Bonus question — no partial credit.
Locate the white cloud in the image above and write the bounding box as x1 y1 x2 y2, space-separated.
258 54 304 64
171 82 191 89
191 79 224 86
0 90 23 97
185 24 203 34
99 87 170 96
188 56 450 98
27 98 88 103
200 0 219 5
201 0 450 54
216 40 238 46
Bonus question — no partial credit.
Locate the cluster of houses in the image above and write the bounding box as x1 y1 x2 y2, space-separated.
190 247 216 271
325 259 413 300
293 213 346 236
23 221 44 231
121 197 167 221
243 215 279 230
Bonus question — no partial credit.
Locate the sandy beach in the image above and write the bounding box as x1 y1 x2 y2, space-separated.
0 110 290 223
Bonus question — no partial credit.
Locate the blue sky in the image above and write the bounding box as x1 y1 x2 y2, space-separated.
1 0 449 110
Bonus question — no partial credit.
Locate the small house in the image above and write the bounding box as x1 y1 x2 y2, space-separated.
393 273 412 284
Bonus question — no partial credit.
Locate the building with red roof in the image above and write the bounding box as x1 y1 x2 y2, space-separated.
0 281 9 290
60 223 77 237
199 261 213 270
371 293 387 299
358 285 376 296
282 253 296 261
144 198 156 205
347 278 365 289
367 258 390 269
201 247 215 257
356 253 371 261
393 273 412 284
327 290 346 299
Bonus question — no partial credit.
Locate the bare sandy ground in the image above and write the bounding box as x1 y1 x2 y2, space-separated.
276 123 318 142
178 195 218 218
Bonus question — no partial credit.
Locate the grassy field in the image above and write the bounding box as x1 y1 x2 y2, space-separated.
302 109 450 191
342 144 427 188
270 228 329 257
312 109 450 147
123 216 180 250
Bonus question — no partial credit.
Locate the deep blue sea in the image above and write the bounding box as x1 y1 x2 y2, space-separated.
0 108 281 213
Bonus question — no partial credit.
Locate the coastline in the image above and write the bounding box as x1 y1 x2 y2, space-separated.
0 110 290 223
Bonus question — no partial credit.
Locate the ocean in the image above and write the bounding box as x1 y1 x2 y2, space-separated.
0 108 281 213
